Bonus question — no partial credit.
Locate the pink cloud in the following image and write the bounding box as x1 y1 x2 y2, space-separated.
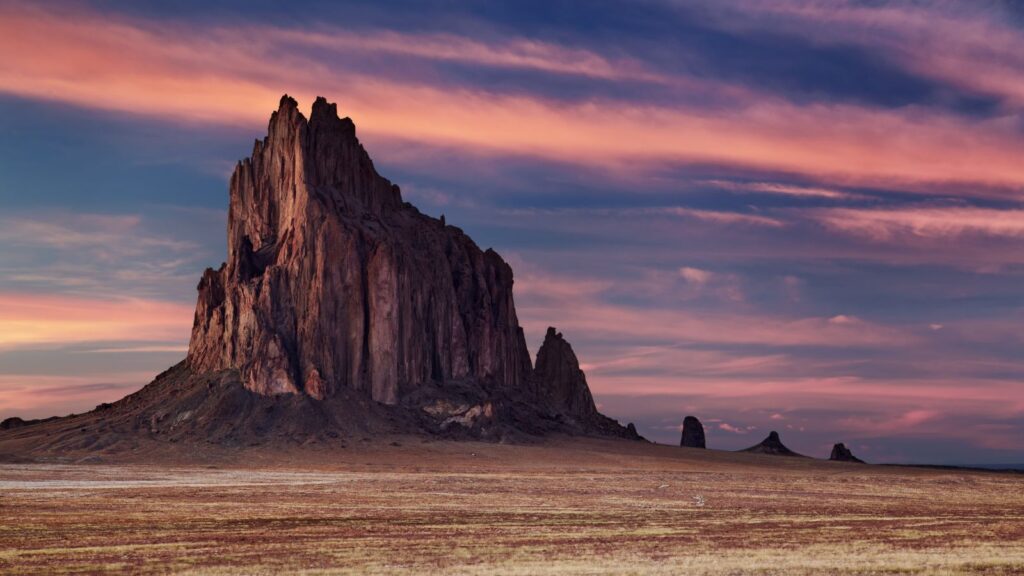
809 206 1024 241
678 267 713 285
516 268 913 349
2 4 1024 193
664 208 786 228
0 373 152 418
0 293 193 350
702 179 866 201
708 1 1024 108
718 422 749 434
269 28 671 84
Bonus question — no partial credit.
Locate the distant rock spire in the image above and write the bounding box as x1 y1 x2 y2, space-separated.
829 442 865 463
680 416 706 448
533 327 598 419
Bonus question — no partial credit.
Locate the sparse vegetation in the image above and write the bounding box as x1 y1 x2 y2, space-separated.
0 438 1021 575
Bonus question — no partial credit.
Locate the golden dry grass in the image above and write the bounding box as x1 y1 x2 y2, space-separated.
0 437 1022 575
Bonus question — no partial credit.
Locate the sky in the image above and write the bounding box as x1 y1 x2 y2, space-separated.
1 0 1022 464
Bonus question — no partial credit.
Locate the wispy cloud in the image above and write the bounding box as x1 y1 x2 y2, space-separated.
0 373 153 418
270 28 671 83
515 267 914 350
702 180 866 201
664 207 786 228
0 293 192 351
701 0 1024 108
810 206 1024 240
0 212 207 299
2 3 1024 193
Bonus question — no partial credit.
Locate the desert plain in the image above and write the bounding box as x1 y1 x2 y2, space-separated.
1 438 1022 575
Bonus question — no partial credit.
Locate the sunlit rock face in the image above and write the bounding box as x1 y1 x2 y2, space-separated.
188 95 533 404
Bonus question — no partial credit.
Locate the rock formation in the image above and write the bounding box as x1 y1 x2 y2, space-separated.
0 417 26 430
0 95 641 453
829 442 865 463
741 431 805 457
188 96 532 404
679 416 706 448
533 328 597 419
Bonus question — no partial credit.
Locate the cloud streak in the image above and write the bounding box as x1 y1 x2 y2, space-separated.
3 3 1024 194
0 293 192 351
810 206 1024 240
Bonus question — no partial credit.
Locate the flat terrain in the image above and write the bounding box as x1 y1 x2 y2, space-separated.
1 438 1022 575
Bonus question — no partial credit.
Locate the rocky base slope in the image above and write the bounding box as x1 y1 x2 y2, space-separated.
0 358 641 459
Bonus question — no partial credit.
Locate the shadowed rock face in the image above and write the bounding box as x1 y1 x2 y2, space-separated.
188 95 533 404
741 430 805 457
0 418 26 430
830 443 865 463
533 327 597 419
680 416 706 448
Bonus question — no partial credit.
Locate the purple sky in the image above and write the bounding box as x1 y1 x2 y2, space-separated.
1 0 1022 464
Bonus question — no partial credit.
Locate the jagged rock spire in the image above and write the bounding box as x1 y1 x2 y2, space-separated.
533 327 598 419
188 96 532 403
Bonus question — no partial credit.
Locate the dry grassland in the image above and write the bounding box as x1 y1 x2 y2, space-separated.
0 438 1022 575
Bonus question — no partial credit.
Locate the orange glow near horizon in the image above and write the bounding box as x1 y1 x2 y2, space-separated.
0 293 193 350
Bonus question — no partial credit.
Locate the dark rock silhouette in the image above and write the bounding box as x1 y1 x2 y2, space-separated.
740 431 805 457
680 416 706 448
830 443 865 463
0 417 27 430
0 96 641 453
533 328 597 419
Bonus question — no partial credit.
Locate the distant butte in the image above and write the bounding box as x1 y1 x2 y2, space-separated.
830 442 866 463
680 416 706 448
740 431 806 457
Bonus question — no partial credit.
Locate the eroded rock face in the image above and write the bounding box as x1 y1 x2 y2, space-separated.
829 442 865 463
533 327 598 420
188 96 533 405
680 416 706 448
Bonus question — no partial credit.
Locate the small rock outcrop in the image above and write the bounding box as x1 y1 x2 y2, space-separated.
0 417 26 430
680 416 706 448
741 431 804 457
533 328 598 420
829 442 865 463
